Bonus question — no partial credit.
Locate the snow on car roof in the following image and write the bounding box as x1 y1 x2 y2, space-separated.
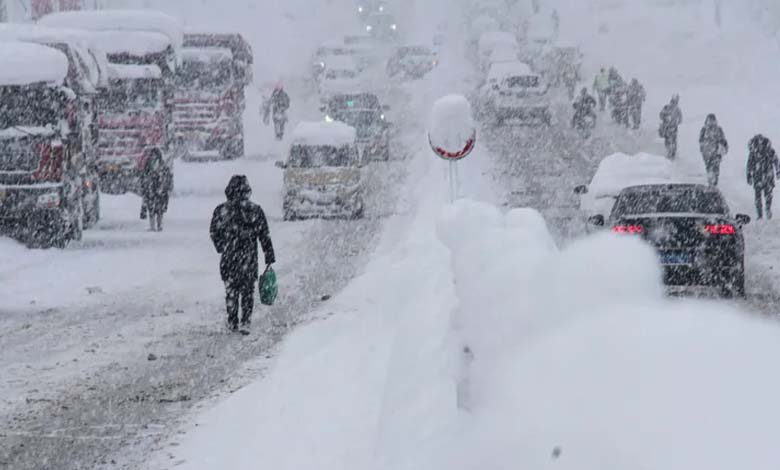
181 47 233 63
588 152 703 199
290 121 357 147
0 41 68 86
324 55 359 71
479 31 518 50
487 61 534 80
89 30 172 56
38 10 184 50
0 126 57 140
107 63 162 80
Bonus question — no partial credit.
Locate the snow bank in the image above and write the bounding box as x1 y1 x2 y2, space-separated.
428 95 475 157
0 41 68 86
289 121 357 148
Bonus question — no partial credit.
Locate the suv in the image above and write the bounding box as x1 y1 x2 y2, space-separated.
481 61 550 126
322 93 390 161
589 183 750 297
276 121 364 221
387 46 438 79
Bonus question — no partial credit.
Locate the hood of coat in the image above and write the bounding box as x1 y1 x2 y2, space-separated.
225 174 252 201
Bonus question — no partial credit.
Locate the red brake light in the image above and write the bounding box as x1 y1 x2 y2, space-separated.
611 225 643 234
704 224 736 235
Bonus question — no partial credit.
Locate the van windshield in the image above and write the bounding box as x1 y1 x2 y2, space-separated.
289 144 356 168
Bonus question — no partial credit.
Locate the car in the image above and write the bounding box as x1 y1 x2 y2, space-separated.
318 55 362 101
480 61 551 126
323 93 391 161
386 45 438 79
357 0 387 18
586 183 751 297
276 121 365 221
478 31 519 69
365 12 399 40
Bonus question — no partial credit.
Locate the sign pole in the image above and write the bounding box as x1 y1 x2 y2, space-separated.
448 161 456 203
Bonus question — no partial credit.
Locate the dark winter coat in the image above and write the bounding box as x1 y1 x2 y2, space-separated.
141 160 172 214
699 123 728 161
271 89 290 115
626 81 646 108
659 103 682 137
210 175 275 283
573 93 596 116
747 135 780 188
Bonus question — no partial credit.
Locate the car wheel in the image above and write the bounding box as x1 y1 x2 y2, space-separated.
721 267 745 299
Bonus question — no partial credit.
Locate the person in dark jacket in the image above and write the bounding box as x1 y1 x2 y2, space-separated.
140 149 172 232
572 87 596 130
747 134 780 219
659 95 683 159
626 78 646 130
699 114 728 186
210 175 276 330
610 83 629 127
270 83 290 140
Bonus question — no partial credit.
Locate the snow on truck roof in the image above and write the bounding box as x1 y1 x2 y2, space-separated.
324 55 359 71
86 30 173 56
107 63 162 80
487 61 534 80
479 31 518 49
290 121 357 148
38 10 183 50
0 41 68 86
181 47 233 63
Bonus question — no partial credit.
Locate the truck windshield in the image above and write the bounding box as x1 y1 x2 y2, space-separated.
177 60 232 91
99 79 162 112
289 145 356 168
0 86 65 129
0 135 46 172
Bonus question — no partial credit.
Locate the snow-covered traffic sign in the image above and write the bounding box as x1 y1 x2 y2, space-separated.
428 94 476 161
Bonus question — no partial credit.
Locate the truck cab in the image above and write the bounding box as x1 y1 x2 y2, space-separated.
0 42 89 248
174 32 253 161
39 10 183 195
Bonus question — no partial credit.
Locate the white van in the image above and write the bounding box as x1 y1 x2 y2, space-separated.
277 121 365 220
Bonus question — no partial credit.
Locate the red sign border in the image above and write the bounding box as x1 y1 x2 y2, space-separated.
428 128 476 161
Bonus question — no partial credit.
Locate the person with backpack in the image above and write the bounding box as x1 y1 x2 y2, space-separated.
659 95 683 159
747 134 780 220
626 78 646 130
139 149 172 232
699 114 729 186
210 175 276 331
270 83 290 140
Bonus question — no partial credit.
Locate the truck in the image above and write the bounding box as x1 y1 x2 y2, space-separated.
39 10 183 194
0 42 93 248
0 24 109 229
174 33 253 161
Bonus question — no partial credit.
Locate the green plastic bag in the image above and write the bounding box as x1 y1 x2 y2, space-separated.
259 267 278 306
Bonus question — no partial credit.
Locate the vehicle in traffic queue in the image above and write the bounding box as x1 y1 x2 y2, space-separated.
357 0 387 18
0 24 111 228
365 12 399 41
174 33 253 161
386 45 438 80
0 42 93 248
276 121 365 221
586 183 750 298
318 55 363 102
322 93 391 161
39 9 183 195
480 61 551 126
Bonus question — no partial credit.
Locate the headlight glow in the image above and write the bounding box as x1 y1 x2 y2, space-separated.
324 115 334 122
358 6 363 12
390 24 397 30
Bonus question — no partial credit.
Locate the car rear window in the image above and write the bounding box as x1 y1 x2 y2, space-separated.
612 188 727 216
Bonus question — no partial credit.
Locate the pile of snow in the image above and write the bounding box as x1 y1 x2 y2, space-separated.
428 95 476 156
289 121 357 148
0 41 68 86
38 9 184 50
107 63 162 80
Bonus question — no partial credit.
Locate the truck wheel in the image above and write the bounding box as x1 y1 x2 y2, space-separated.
224 138 244 160
283 209 298 222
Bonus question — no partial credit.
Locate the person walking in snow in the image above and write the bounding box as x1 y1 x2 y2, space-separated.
611 83 630 128
210 175 276 331
270 83 290 140
139 149 172 232
626 78 646 130
747 134 780 220
593 67 610 112
699 114 729 186
572 87 596 131
659 95 683 159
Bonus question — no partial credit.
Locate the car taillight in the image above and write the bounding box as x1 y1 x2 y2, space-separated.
704 224 735 235
612 225 643 234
